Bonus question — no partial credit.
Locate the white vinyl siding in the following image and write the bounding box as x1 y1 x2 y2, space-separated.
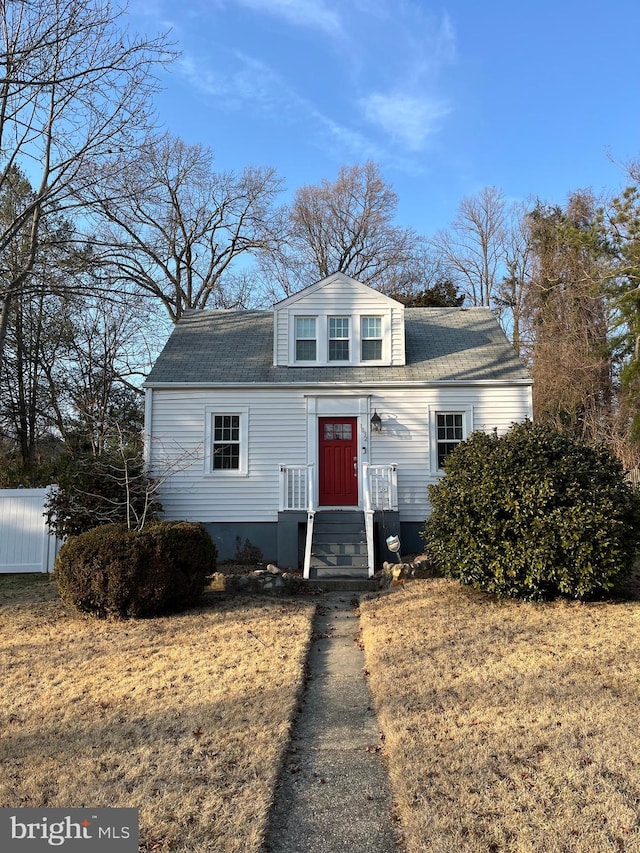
276 274 405 366
148 383 531 526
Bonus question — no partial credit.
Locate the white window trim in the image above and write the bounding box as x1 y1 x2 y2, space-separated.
289 311 391 366
360 315 384 363
204 406 249 476
327 315 350 362
294 316 318 363
428 406 473 474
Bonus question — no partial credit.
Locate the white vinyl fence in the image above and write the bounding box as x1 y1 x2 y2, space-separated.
0 487 61 573
626 468 640 488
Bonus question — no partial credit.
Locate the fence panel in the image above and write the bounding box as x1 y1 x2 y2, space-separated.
0 488 59 573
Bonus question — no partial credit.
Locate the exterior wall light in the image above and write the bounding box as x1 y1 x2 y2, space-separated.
370 410 382 432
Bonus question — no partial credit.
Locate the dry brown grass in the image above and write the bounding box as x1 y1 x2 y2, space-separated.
360 579 640 853
0 575 315 853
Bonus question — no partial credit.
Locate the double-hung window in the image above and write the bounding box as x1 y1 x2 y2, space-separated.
295 317 317 361
290 311 391 365
436 413 464 470
213 415 240 469
361 316 382 361
205 407 248 475
328 317 350 361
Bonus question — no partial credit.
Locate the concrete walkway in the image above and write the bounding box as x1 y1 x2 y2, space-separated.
264 594 399 853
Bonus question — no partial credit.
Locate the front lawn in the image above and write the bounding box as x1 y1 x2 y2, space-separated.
8 571 640 852
361 579 640 853
0 574 315 853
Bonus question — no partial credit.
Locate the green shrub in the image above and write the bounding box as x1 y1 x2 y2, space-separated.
422 420 640 600
54 521 217 617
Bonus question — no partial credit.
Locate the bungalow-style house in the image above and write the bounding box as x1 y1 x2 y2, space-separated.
143 272 532 578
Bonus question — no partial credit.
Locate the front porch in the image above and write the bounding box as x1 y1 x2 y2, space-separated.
278 463 400 579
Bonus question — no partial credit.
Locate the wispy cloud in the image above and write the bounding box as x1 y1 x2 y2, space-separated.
360 92 452 151
174 1 457 168
178 52 283 111
352 6 456 153
178 50 380 161
235 0 343 37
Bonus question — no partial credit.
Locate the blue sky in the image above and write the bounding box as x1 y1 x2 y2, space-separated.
129 0 640 237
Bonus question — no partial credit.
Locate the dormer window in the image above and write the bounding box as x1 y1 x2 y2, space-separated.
276 272 405 368
361 317 382 361
295 317 317 361
328 317 350 361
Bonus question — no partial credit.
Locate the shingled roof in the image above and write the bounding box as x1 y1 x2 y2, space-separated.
144 307 530 386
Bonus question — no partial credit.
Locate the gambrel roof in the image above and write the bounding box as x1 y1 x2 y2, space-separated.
145 306 531 387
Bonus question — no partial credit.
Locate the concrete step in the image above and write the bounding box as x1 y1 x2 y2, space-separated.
314 511 364 524
310 554 369 569
302 575 378 592
313 524 365 537
312 531 366 544
309 566 370 578
312 542 368 556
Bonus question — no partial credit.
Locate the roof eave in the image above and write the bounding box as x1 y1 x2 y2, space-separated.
143 377 533 390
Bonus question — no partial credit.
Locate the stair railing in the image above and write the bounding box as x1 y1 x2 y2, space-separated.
362 464 376 578
303 464 315 579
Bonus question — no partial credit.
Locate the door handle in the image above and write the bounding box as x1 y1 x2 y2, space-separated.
353 456 358 476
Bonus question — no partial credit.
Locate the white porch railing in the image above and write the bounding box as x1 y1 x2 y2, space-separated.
279 464 313 511
303 466 316 579
364 463 398 511
279 463 398 511
279 463 397 579
362 467 376 579
280 464 316 578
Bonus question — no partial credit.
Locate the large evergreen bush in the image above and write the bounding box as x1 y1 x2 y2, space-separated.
422 420 640 600
54 521 217 617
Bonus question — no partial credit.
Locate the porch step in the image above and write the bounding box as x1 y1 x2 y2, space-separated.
309 566 371 578
308 510 372 576
312 533 367 547
312 522 365 536
302 576 379 592
310 554 369 569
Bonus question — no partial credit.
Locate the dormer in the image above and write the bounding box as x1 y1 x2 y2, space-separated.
273 272 406 367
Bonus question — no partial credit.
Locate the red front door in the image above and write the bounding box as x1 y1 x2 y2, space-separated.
319 418 358 506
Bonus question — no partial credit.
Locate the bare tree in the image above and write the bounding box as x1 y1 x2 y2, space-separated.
86 134 284 321
263 161 420 298
431 186 507 309
497 200 535 357
44 292 149 456
0 0 174 362
0 166 76 468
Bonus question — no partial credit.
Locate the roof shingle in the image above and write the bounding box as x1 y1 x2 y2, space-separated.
144 307 530 385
